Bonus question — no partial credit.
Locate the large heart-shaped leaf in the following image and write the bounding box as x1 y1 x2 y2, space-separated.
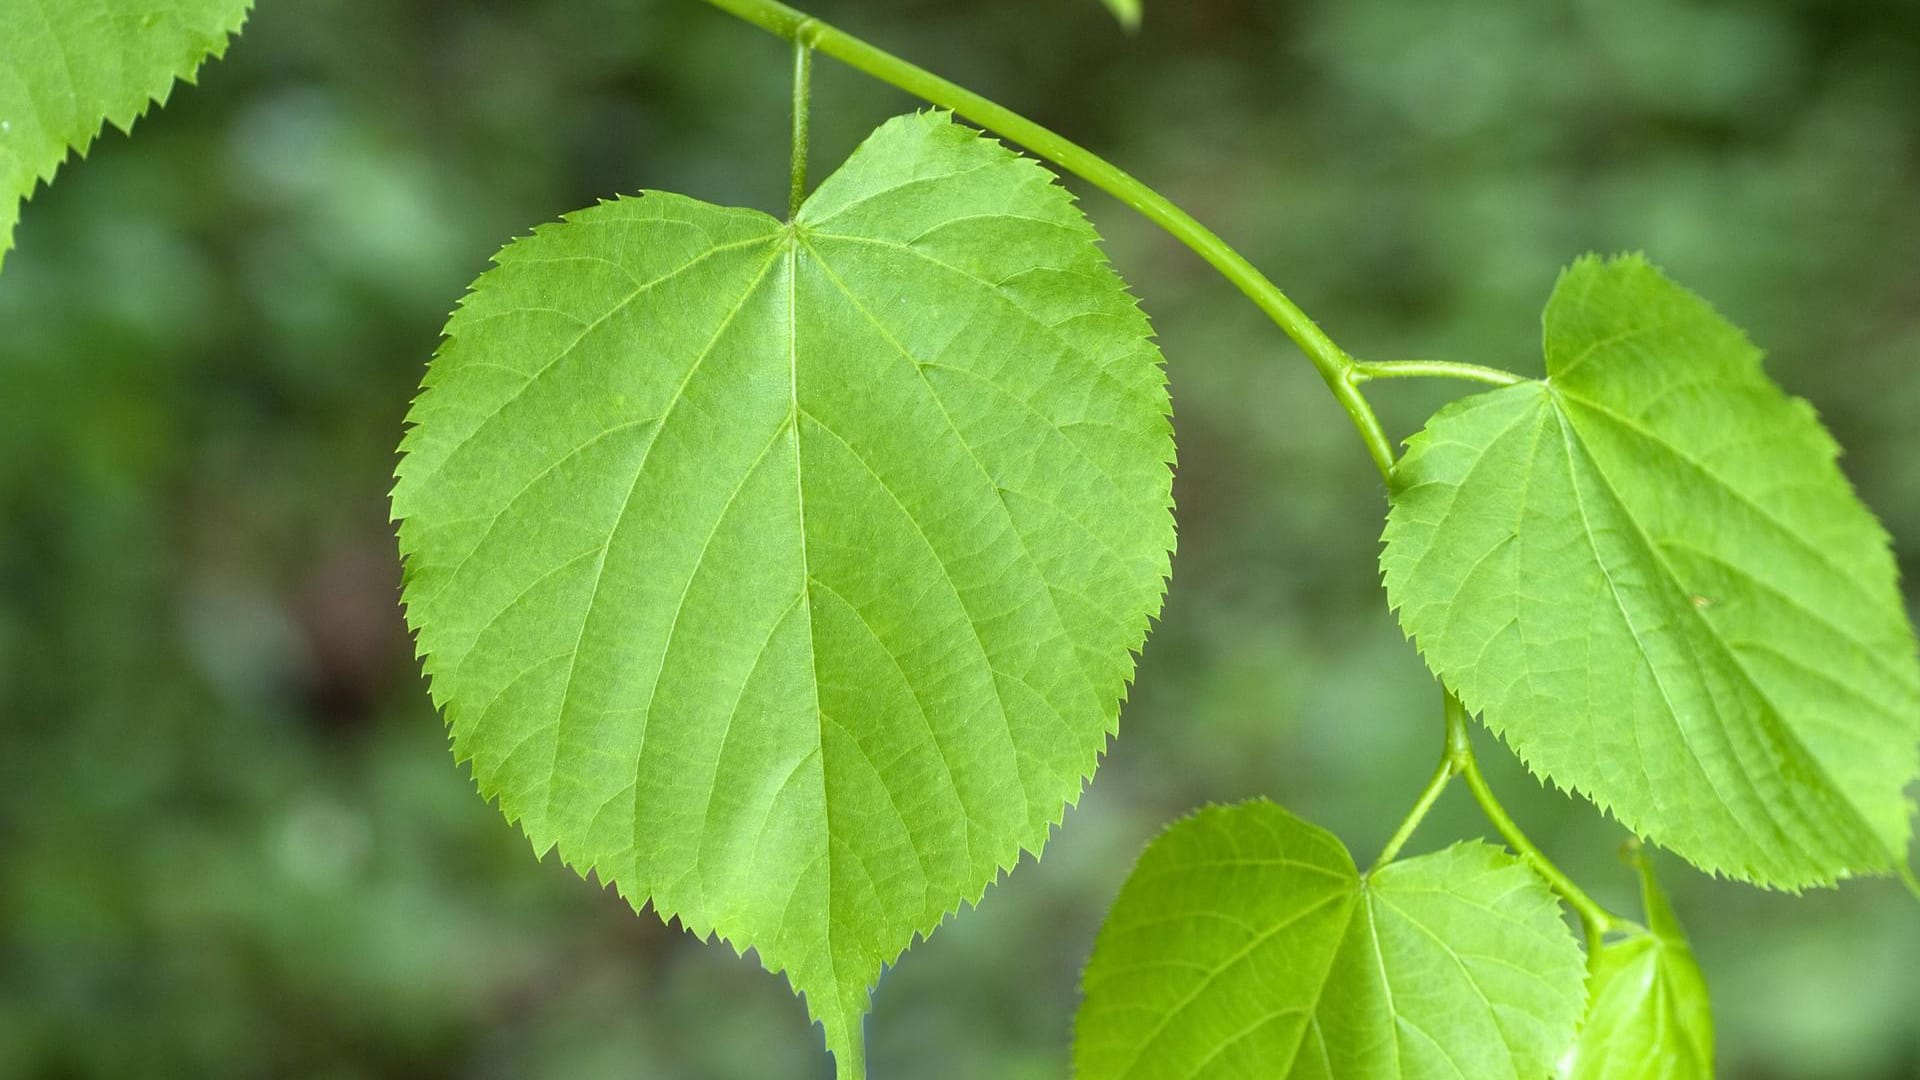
392 111 1175 1071
1074 800 1587 1079
1382 255 1920 888
0 0 252 270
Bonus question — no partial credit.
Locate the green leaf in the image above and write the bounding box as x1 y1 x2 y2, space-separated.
392 111 1174 1072
1100 0 1142 31
0 0 252 270
1381 254 1920 888
1562 854 1712 1080
1074 800 1587 1079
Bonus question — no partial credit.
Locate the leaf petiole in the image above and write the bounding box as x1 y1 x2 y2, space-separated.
1368 755 1455 873
789 39 813 220
1352 359 1529 388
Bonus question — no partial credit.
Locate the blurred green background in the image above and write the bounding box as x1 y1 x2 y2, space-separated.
3 0 1918 1076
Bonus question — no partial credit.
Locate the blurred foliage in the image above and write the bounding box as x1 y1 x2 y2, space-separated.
1 0 1917 1076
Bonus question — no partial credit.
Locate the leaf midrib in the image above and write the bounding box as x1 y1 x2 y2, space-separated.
1547 396 1888 873
799 235 1102 740
1555 383 1905 650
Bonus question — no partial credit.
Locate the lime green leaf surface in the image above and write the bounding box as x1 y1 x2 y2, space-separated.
1562 855 1711 1080
392 111 1174 1071
1100 0 1142 31
1382 255 1920 888
0 0 252 270
1074 800 1586 1079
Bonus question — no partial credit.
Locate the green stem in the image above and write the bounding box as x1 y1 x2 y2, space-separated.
693 0 1396 480
789 39 813 219
1353 360 1528 388
1445 693 1622 950
1369 755 1455 874
831 1035 865 1080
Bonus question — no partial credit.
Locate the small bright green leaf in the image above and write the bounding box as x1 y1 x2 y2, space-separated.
0 0 252 270
1074 800 1587 1079
1561 854 1712 1080
1382 254 1920 888
1100 0 1142 31
393 111 1174 1071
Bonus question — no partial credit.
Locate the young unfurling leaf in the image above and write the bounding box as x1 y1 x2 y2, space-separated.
392 111 1175 1073
1562 853 1712 1080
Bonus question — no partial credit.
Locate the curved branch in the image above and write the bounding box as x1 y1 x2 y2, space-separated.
693 0 1397 479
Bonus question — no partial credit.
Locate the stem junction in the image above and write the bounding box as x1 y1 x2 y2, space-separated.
1446 693 1627 952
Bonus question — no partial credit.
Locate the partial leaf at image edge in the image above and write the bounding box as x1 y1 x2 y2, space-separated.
1561 853 1712 1080
1381 254 1920 888
392 111 1176 1073
1099 0 1142 32
0 0 254 271
1074 800 1588 1079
